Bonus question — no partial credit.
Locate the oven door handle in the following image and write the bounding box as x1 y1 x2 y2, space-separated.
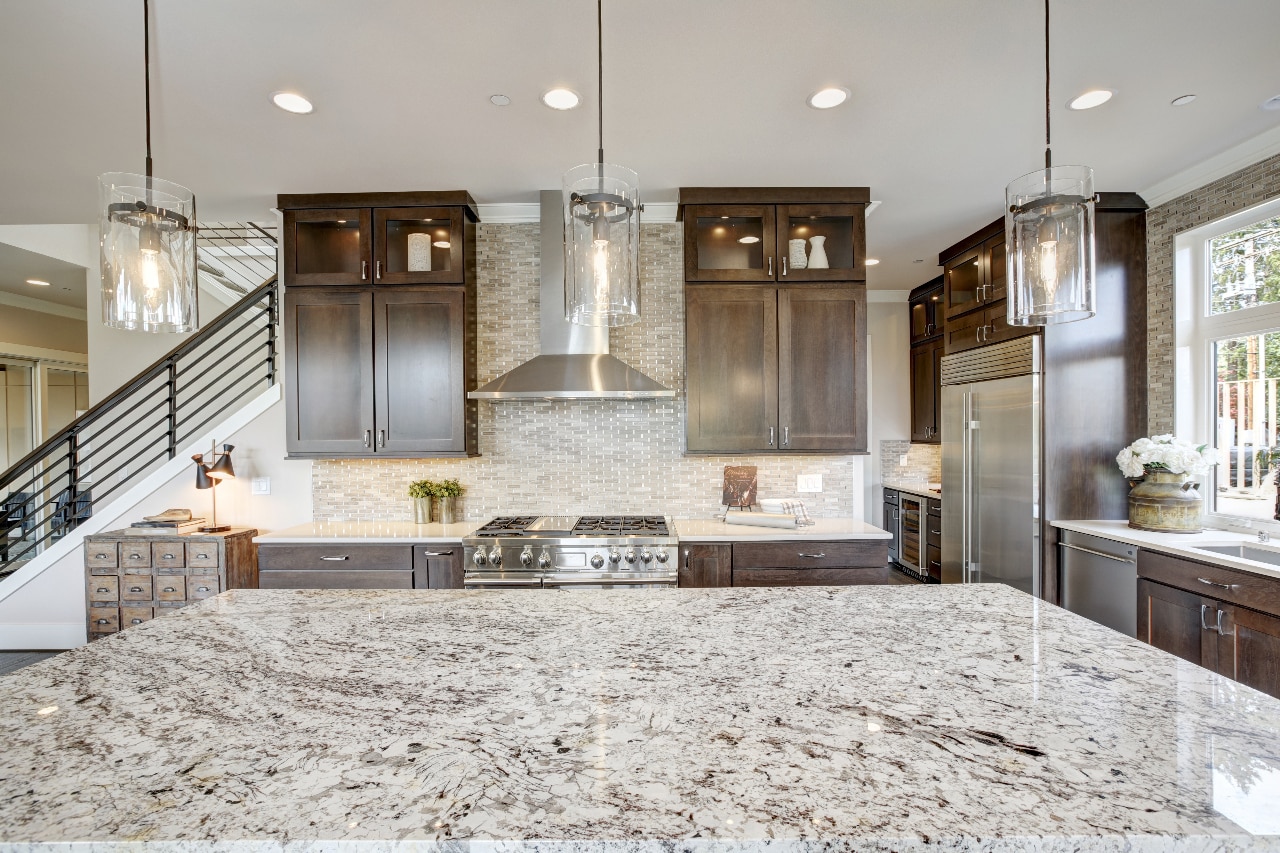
463 576 543 586
541 573 676 585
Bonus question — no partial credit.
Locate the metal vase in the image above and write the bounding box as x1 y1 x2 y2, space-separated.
438 496 457 525
1127 471 1203 534
413 497 432 524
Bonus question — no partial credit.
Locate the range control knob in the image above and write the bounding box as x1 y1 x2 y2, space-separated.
624 549 638 564
655 550 669 564
590 554 605 569
520 549 534 567
488 548 502 566
538 550 552 570
640 549 653 564
608 548 622 564
472 550 488 567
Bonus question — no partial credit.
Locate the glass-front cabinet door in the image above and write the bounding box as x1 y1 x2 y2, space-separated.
374 207 465 285
775 204 865 281
983 233 1007 302
285 208 371 286
684 205 777 282
943 244 984 321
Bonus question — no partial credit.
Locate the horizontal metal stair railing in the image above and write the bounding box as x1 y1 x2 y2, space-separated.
0 223 279 579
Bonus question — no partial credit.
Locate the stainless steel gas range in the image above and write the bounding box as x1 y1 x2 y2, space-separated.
462 515 678 589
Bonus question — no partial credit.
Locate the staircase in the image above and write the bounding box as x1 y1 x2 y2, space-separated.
0 223 279 583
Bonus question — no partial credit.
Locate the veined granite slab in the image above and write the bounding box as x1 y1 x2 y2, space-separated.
253 520 480 544
674 517 891 541
1 586 1279 851
1052 519 1280 581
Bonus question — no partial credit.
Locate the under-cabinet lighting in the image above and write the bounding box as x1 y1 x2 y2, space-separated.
738 236 760 244
865 258 880 266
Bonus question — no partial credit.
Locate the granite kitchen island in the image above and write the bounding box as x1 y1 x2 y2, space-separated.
1 585 1278 851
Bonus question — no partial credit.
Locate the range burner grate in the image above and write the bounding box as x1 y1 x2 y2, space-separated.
572 515 669 536
472 516 539 537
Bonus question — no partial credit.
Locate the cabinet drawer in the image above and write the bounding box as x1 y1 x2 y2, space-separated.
88 607 119 634
733 567 891 586
152 542 186 569
883 489 899 506
121 606 154 627
119 544 152 569
258 569 414 590
186 541 221 569
258 544 414 572
120 575 153 601
1138 550 1280 619
156 577 187 601
733 540 888 570
87 576 119 603
85 542 118 569
188 576 220 600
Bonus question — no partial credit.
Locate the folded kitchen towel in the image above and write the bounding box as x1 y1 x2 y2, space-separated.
724 511 798 530
758 499 815 526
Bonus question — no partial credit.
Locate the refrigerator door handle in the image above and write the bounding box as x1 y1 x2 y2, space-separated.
963 390 977 584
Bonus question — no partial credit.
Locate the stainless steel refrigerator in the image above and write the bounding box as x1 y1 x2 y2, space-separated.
941 336 1041 597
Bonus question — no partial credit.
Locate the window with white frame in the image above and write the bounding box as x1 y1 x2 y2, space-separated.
1176 196 1280 524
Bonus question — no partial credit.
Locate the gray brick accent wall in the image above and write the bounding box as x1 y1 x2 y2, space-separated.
1147 152 1280 433
312 223 859 522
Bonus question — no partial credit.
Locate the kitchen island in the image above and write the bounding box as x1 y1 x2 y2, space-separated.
1 585 1277 851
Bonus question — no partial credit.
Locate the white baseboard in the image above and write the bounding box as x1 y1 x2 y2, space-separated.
0 622 84 650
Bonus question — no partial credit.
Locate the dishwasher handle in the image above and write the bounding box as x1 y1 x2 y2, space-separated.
1059 542 1135 564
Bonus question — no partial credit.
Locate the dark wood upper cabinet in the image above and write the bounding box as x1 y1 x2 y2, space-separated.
909 276 943 345
284 208 372 286
685 286 778 453
941 219 1005 322
775 204 865 282
909 338 942 444
777 286 866 451
374 207 465 285
683 204 777 282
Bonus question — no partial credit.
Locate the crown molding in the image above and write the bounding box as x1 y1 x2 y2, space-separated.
0 290 86 320
1140 124 1280 209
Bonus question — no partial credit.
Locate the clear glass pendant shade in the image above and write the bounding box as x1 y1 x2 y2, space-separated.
99 172 199 334
1005 164 1096 326
563 162 641 327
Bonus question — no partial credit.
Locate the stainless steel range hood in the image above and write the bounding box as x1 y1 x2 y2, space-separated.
469 190 674 400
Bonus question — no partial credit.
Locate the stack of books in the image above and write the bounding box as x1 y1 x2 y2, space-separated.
126 509 206 536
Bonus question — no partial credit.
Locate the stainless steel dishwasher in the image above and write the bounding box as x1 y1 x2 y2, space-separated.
1059 529 1137 636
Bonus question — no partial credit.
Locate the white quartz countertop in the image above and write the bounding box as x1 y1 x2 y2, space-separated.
882 480 944 499
673 516 891 541
2 585 1278 851
253 520 479 544
1051 519 1280 581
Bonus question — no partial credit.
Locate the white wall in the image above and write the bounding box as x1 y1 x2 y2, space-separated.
0 397 312 649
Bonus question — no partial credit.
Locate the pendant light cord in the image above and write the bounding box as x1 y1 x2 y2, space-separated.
144 0 153 181
1044 0 1052 170
596 0 604 167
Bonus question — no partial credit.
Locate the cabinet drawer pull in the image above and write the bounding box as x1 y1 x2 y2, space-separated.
1196 577 1236 591
195 553 210 560
128 554 142 560
95 554 108 559
422 551 453 557
96 619 110 625
361 260 368 281
1200 603 1211 631
196 586 212 593
162 587 177 593
1216 609 1227 636
798 553 827 559
128 586 143 593
321 555 350 561
162 553 176 559
96 587 109 593
130 618 144 625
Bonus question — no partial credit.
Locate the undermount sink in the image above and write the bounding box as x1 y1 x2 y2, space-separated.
1193 543 1280 567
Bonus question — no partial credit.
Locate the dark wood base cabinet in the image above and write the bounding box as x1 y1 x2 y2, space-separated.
1138 550 1280 700
679 544 732 587
257 543 464 590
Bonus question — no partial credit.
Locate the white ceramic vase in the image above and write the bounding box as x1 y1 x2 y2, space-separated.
407 232 433 272
788 238 808 270
808 235 829 269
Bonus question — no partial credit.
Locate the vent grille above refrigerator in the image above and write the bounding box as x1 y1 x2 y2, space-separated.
940 336 1042 385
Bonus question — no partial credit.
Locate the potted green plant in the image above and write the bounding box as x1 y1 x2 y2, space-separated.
436 478 463 524
408 479 435 524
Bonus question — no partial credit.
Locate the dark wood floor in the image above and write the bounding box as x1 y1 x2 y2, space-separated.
0 651 59 677
887 565 924 585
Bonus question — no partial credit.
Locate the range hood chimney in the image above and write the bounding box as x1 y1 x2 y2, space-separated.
469 190 675 400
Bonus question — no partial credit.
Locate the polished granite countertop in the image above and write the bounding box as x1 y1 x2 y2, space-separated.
253 520 480 544
674 516 891 541
1052 519 1280 581
2 585 1279 851
882 480 944 500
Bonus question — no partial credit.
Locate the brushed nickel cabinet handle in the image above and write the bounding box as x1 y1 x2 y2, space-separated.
781 256 788 276
321 555 350 561
422 551 453 556
1216 609 1228 636
767 256 773 277
375 260 383 279
1197 577 1236 591
363 430 372 448
1200 603 1211 631
783 426 790 447
378 429 386 448
768 426 775 447
798 553 827 559
361 260 368 280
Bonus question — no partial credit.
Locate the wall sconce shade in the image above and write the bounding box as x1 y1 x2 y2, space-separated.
207 444 235 479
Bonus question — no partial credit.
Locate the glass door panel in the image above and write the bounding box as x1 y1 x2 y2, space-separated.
375 207 465 285
776 204 864 281
287 208 371 285
944 245 983 321
683 205 776 282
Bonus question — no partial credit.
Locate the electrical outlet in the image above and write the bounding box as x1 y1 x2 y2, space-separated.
251 477 271 495
797 474 822 493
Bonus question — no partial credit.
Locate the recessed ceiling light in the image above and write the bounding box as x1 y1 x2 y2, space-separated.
738 236 760 244
489 94 511 106
1068 89 1113 110
271 92 314 114
1261 94 1280 112
25 279 50 286
807 87 850 109
913 259 924 263
542 88 581 110
1170 94 1197 107
865 258 880 266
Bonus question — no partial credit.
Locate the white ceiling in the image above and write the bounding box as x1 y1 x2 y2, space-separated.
2 0 1279 290
0 243 86 309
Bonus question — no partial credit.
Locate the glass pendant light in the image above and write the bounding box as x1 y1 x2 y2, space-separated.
99 0 199 334
563 0 641 328
1005 0 1097 326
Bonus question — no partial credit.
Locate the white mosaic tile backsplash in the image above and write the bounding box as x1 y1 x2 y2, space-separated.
312 223 861 521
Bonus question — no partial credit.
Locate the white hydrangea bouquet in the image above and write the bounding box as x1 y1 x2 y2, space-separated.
1116 434 1217 480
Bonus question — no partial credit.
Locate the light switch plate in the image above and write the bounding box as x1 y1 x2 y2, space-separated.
251 477 271 495
797 474 822 493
